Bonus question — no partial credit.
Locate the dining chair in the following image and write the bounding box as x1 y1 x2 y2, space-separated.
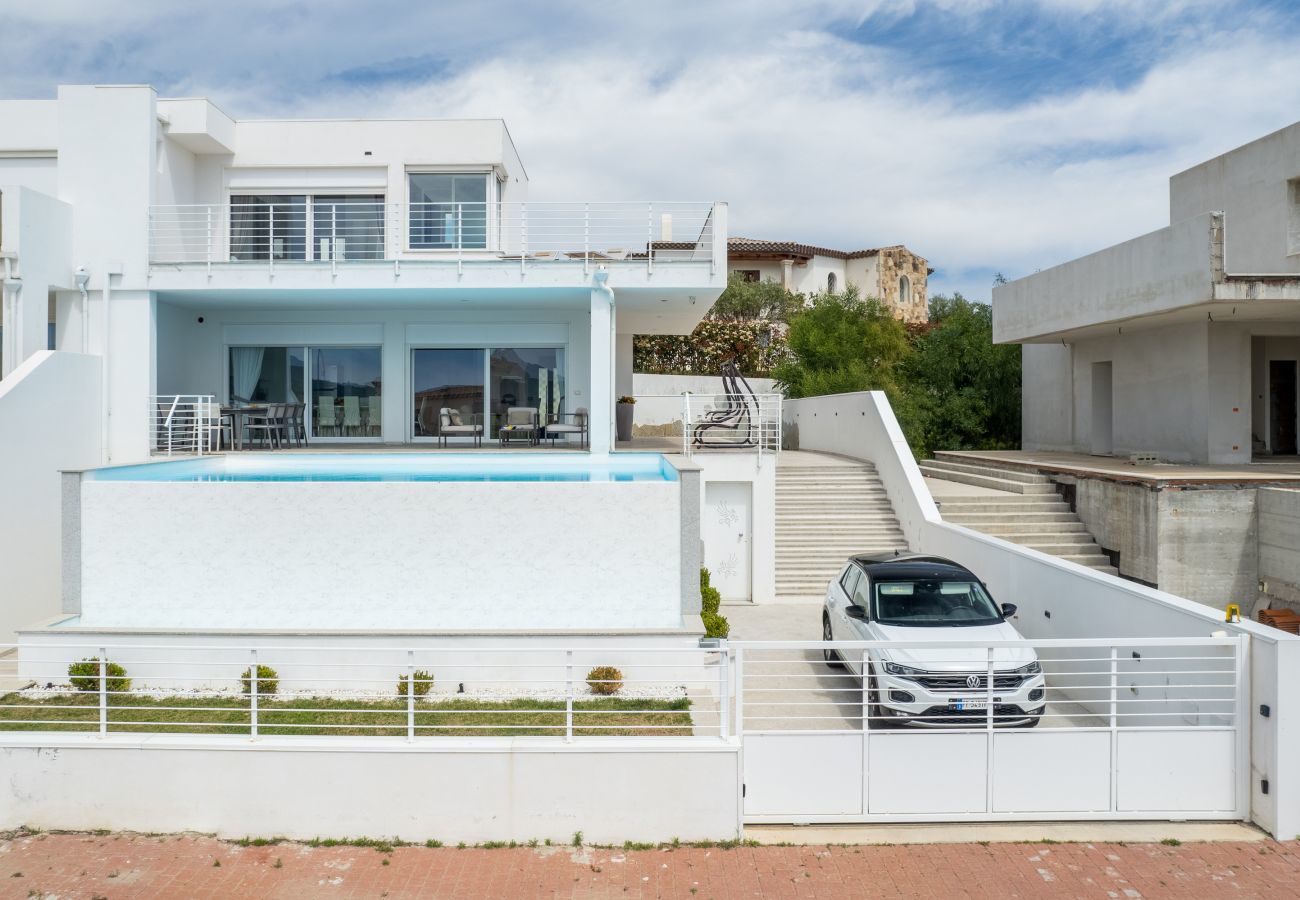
343 396 362 437
317 397 338 437
366 395 383 438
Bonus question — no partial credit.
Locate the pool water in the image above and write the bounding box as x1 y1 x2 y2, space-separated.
85 453 678 483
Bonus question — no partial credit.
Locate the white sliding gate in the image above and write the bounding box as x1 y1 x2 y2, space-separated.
733 638 1249 824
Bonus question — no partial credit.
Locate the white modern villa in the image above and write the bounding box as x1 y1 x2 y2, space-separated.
0 84 754 642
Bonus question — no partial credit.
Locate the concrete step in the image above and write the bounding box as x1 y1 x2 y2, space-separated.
779 464 876 473
943 512 1079 525
1015 541 1105 555
918 465 1058 495
955 522 1089 537
921 458 1050 484
934 498 1069 513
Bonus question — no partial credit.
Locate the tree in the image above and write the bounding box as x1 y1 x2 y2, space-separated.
707 272 806 322
903 293 1021 458
772 286 911 400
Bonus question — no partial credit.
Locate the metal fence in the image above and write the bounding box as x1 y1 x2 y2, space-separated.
630 393 782 457
149 394 217 455
148 201 719 271
0 643 724 741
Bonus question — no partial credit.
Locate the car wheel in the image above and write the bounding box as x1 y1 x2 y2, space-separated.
822 615 843 668
865 662 884 726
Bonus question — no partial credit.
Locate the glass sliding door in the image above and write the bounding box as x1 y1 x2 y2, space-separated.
311 195 386 261
311 347 383 439
489 348 565 435
412 349 485 439
228 346 305 405
230 195 307 260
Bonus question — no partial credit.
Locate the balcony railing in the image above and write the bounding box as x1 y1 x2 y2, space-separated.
148 201 719 270
631 393 783 458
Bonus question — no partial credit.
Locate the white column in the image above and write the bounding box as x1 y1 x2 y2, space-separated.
589 287 614 453
381 319 405 443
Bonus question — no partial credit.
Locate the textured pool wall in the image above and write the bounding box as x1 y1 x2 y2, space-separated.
67 474 688 631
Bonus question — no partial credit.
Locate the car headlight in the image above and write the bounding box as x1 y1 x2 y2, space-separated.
1015 661 1042 675
882 662 926 678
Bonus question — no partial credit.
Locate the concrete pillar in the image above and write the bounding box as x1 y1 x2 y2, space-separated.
780 259 794 291
102 287 156 463
589 288 614 453
381 319 405 443
615 332 634 401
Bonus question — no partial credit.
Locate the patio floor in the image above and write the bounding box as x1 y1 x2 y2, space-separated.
941 449 1300 486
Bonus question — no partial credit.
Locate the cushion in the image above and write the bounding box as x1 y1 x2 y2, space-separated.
507 408 535 426
448 409 464 426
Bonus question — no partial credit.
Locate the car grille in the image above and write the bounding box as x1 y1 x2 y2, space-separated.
913 673 1023 693
916 704 1030 726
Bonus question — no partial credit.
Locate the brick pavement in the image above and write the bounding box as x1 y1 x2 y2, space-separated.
1 832 1298 899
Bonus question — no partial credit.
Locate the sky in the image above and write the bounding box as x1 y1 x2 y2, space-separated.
5 0 1300 301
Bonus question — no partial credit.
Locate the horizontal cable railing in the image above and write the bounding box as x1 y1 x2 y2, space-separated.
628 393 782 456
149 394 217 456
148 201 718 269
0 643 726 741
731 637 1244 733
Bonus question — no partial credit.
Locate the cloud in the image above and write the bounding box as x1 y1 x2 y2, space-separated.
3 0 1298 300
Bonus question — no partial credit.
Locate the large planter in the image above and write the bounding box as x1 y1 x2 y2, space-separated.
616 403 635 442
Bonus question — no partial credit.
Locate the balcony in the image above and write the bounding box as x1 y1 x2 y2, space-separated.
148 200 721 274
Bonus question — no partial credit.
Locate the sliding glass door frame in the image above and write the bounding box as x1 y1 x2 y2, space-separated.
407 343 569 444
225 343 383 444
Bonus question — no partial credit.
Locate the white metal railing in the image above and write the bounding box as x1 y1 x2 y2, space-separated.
149 394 217 456
0 643 723 741
148 201 719 270
731 637 1245 733
627 393 782 457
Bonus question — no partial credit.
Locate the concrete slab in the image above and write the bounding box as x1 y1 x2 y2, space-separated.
924 477 1019 499
940 449 1300 486
745 820 1266 845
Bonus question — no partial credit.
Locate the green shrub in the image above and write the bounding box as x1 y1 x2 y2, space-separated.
397 670 435 698
67 658 131 693
586 666 623 695
700 568 721 615
240 665 279 696
702 611 730 639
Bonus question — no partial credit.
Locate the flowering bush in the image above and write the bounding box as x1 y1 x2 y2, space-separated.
634 320 789 377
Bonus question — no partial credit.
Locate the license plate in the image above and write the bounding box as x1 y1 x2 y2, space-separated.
952 699 987 712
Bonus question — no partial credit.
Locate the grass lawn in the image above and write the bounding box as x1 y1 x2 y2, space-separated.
0 693 693 737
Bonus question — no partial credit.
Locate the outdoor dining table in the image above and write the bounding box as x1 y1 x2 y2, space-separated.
220 405 269 451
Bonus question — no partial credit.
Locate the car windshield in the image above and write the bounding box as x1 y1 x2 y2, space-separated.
872 578 1003 627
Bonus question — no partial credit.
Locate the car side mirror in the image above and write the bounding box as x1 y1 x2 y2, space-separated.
1001 603 1018 619
846 604 868 621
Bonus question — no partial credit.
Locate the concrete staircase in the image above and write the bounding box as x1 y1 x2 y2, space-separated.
775 461 906 600
919 454 1118 575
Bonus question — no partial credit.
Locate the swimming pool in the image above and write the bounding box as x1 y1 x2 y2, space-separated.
84 452 678 483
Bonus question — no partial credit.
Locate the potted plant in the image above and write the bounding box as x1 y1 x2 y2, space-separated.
616 396 636 443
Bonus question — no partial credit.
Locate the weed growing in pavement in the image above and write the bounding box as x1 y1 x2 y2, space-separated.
425 840 443 848
212 859 220 868
572 831 583 847
1161 839 1182 847
273 859 283 869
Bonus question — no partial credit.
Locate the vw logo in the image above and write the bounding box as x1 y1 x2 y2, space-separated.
966 674 981 689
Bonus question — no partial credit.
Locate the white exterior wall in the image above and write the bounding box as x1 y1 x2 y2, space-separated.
688 454 778 604
1 185 72 375
784 390 1300 839
77 479 682 630
0 736 741 844
0 352 101 641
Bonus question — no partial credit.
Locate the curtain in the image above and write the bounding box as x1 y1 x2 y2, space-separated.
231 347 265 405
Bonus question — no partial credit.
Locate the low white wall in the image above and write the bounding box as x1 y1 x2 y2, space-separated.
0 351 102 642
784 390 1300 839
0 735 741 843
14 629 712 694
75 479 682 631
687 454 778 604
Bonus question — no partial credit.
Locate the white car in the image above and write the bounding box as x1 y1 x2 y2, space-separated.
823 552 1045 727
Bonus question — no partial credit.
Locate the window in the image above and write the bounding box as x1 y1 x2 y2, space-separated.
410 346 567 441
827 272 837 293
872 579 1003 628
839 565 861 598
413 349 485 438
408 173 489 249
898 275 911 306
230 195 385 261
1288 178 1300 256
230 195 306 261
734 269 761 283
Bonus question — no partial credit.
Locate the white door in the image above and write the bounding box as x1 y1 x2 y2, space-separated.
704 481 752 601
